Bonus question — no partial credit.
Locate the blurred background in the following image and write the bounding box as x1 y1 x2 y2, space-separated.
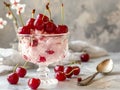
0 0 120 52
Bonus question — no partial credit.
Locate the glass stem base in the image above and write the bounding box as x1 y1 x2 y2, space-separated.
37 65 58 88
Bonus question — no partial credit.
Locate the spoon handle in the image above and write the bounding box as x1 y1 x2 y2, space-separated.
78 72 99 86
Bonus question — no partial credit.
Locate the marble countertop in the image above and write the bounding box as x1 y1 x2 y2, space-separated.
0 52 120 90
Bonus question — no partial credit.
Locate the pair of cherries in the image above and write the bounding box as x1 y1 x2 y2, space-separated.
7 66 27 84
54 65 80 81
19 14 68 34
7 66 40 89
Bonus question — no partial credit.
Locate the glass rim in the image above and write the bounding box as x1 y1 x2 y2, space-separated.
17 32 69 37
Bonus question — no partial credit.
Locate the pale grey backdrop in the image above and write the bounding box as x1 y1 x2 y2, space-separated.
0 0 120 52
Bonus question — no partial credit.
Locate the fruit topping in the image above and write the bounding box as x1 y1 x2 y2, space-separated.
26 9 36 30
18 2 68 35
55 3 68 34
18 26 31 34
55 25 68 34
34 18 45 30
34 13 49 31
38 14 49 22
26 18 35 30
44 21 56 33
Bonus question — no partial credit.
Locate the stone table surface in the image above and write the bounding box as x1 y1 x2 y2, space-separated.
0 53 120 90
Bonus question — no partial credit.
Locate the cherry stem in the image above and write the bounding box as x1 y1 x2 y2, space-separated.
42 9 47 20
61 3 64 25
13 64 19 73
19 13 24 26
23 61 28 68
66 68 79 75
48 0 50 2
46 2 51 21
3 2 19 31
32 9 35 18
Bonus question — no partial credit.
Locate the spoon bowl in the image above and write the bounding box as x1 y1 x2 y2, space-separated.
97 59 113 74
78 58 114 86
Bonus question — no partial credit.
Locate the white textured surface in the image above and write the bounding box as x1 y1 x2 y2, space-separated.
0 52 120 90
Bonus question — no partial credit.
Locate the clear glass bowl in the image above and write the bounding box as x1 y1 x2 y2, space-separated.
18 33 69 87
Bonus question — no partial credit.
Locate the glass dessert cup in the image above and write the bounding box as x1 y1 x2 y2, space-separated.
18 33 68 87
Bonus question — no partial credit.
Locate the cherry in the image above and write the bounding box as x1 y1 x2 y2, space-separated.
64 66 73 78
38 56 46 62
56 3 68 34
34 19 45 30
26 18 35 30
16 66 27 78
37 14 49 22
46 50 55 54
34 14 49 30
7 72 19 84
30 39 38 47
55 71 66 81
44 21 57 33
18 26 31 34
73 66 80 75
28 78 40 89
55 25 68 34
77 77 82 82
80 53 90 62
54 65 64 73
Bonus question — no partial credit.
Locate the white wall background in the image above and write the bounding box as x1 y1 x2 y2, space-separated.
0 0 120 52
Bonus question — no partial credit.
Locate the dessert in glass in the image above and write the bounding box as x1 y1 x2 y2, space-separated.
17 12 69 87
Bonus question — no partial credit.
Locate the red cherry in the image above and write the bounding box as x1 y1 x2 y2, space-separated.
64 66 73 78
80 53 90 62
37 14 49 22
77 77 82 82
54 65 64 73
44 21 57 33
16 67 27 78
19 26 31 34
26 18 35 30
73 66 80 75
30 39 38 47
46 50 55 54
38 56 46 62
55 25 68 34
34 19 45 30
7 72 19 84
34 14 49 30
28 78 40 89
55 71 66 81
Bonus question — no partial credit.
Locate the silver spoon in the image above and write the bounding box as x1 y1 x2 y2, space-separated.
78 58 113 86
